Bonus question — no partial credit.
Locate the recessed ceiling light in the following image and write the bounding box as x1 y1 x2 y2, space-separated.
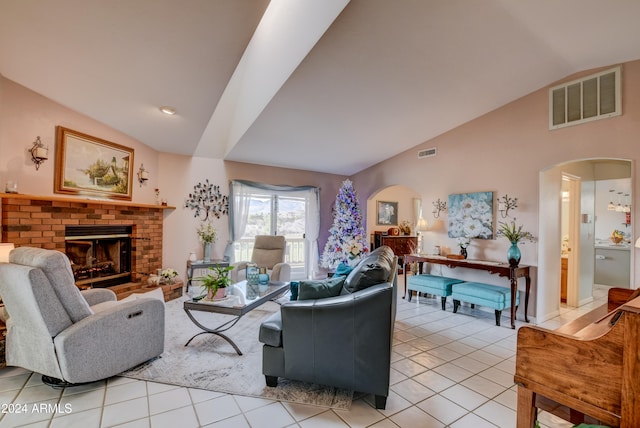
159 106 176 115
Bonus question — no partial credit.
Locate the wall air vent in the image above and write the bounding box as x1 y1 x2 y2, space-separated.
418 147 437 159
549 66 621 130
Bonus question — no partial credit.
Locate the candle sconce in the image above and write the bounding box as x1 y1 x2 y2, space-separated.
432 198 447 218
137 164 149 186
498 194 518 218
29 136 49 170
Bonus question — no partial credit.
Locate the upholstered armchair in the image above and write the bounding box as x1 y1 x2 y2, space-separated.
259 246 398 409
230 235 291 283
0 247 164 386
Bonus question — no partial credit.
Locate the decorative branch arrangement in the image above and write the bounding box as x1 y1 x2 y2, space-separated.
432 198 447 218
184 179 229 220
498 194 518 218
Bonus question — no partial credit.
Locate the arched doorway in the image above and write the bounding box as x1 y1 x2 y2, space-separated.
538 158 633 323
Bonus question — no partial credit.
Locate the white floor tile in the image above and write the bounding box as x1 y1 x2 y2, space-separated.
281 401 331 422
105 380 147 405
50 407 102 428
449 412 498 428
412 370 455 392
474 400 516 428
243 402 296 428
102 396 149 427
148 387 192 415
194 394 242 426
416 394 468 425
389 405 444 428
0 399 56 427
390 379 435 404
204 413 251 427
150 405 199 428
298 409 349 428
59 388 105 414
334 399 385 428
460 375 507 399
440 384 488 411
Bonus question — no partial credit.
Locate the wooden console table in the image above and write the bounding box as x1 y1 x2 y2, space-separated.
404 254 531 329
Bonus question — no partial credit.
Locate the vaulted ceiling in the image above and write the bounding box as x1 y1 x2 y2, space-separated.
2 0 640 175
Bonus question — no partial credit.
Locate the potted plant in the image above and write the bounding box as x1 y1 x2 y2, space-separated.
497 219 534 267
193 265 234 300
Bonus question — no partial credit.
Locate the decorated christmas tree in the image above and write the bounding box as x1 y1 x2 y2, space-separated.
321 179 369 269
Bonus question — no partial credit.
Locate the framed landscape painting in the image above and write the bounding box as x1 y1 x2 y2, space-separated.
448 191 494 239
54 127 134 200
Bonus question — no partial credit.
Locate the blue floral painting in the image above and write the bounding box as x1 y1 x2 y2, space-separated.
448 192 494 239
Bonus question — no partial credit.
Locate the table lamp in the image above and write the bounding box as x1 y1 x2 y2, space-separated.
0 243 14 263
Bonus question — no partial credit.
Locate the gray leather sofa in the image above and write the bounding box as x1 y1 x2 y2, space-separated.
0 247 164 386
259 246 397 409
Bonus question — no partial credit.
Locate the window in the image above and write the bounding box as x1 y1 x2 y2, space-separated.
229 180 320 280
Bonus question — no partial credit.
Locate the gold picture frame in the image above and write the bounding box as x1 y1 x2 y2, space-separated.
54 126 134 200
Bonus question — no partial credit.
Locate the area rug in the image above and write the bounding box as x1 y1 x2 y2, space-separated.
120 296 353 409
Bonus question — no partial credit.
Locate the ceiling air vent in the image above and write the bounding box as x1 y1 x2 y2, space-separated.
549 65 621 130
418 148 437 159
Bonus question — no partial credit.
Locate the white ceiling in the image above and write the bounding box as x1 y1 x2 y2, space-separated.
2 0 640 176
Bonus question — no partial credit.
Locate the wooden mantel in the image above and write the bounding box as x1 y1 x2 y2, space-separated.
0 193 176 210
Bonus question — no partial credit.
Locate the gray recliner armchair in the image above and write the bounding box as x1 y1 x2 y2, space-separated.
0 247 164 386
259 246 397 409
230 235 291 283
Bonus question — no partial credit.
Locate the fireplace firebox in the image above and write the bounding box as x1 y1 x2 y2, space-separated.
65 225 133 288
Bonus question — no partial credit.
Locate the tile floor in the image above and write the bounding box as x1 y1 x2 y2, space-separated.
0 282 609 428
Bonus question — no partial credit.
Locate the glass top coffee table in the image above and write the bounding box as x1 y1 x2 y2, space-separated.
183 280 289 355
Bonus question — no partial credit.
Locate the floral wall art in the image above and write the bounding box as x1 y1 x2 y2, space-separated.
447 191 494 239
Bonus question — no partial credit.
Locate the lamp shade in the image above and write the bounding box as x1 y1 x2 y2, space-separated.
417 217 428 232
636 237 640 248
0 243 15 262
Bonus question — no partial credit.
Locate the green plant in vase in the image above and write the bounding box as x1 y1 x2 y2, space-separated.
196 221 217 262
193 265 234 300
497 219 534 267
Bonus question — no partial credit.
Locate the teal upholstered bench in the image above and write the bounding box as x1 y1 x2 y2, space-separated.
451 282 519 326
407 274 465 310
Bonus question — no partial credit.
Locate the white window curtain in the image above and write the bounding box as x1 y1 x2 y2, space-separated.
226 180 320 278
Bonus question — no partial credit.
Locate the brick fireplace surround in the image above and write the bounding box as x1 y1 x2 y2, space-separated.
0 193 180 300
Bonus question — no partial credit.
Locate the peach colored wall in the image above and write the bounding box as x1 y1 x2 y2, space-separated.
0 76 159 204
351 60 640 322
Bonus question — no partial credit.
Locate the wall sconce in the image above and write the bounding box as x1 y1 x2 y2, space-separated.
432 198 447 218
498 194 518 218
29 136 49 170
137 164 149 186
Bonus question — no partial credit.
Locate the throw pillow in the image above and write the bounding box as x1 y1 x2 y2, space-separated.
334 262 354 277
297 276 346 300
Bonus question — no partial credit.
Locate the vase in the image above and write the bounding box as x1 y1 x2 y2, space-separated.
203 243 212 262
507 241 521 267
460 247 467 259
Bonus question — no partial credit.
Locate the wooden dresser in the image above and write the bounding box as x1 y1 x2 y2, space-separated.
371 233 417 273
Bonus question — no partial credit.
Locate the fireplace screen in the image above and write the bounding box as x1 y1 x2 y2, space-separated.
65 225 132 288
